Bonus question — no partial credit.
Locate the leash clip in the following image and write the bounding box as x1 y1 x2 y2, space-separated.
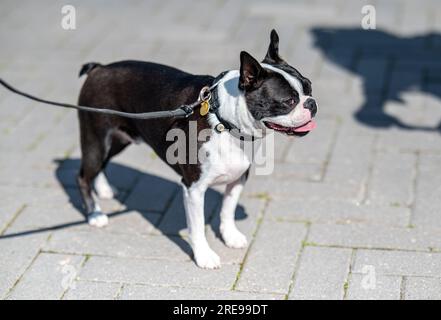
181 105 194 118
199 86 212 102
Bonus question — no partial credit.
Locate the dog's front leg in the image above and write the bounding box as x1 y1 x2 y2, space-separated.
182 184 221 269
220 173 248 249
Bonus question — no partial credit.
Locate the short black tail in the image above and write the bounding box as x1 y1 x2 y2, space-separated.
79 62 101 77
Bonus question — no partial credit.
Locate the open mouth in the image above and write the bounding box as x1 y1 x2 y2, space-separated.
264 120 317 136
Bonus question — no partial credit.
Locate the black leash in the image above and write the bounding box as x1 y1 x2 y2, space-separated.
0 78 219 120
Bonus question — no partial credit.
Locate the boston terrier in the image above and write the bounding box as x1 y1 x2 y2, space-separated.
76 30 317 269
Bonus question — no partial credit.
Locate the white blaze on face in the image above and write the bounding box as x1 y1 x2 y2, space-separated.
261 63 305 96
260 63 314 128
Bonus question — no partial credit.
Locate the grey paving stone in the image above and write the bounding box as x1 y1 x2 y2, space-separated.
265 132 292 162
5 201 86 235
79 256 240 290
156 187 222 236
0 234 47 299
124 174 179 212
289 247 352 300
95 210 162 235
63 281 121 300
0 185 27 234
353 249 441 277
120 284 283 300
44 229 192 262
7 253 85 300
308 223 441 252
57 158 143 192
236 220 307 294
0 157 68 189
347 274 402 300
207 197 266 265
382 94 439 128
284 118 337 166
249 1 337 24
413 154 441 228
0 202 23 234
367 152 416 207
404 277 441 300
114 145 181 183
324 129 376 195
377 129 441 153
0 185 79 212
244 177 358 201
318 60 353 83
0 98 64 154
266 198 409 226
356 58 388 94
252 162 323 182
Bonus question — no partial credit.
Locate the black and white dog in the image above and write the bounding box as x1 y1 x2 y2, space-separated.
77 30 317 268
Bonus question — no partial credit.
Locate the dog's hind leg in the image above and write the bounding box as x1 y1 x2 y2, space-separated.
77 158 108 228
77 112 111 227
94 171 116 200
220 172 248 249
94 135 130 199
77 122 132 227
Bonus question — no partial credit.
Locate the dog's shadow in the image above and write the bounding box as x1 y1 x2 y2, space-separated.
0 158 247 260
311 27 441 132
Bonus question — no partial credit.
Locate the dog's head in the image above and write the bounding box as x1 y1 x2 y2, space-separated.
239 30 317 136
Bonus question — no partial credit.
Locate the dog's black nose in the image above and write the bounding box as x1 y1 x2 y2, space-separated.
304 98 317 117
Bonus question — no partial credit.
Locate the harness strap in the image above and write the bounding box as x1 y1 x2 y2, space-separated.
208 72 257 141
209 71 240 131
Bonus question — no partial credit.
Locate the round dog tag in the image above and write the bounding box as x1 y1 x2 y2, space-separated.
215 123 225 132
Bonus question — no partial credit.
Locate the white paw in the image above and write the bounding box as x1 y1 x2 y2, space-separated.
221 226 248 249
193 245 221 269
88 212 109 228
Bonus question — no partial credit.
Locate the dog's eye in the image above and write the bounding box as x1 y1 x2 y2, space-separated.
283 98 297 106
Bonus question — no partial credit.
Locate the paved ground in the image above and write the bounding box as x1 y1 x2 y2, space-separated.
1 0 441 300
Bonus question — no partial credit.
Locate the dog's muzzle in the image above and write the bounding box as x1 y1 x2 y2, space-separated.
303 98 318 117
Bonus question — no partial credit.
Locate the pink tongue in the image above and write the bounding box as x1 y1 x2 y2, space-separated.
293 120 317 132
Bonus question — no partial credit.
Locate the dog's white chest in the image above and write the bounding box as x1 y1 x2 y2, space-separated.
200 132 251 186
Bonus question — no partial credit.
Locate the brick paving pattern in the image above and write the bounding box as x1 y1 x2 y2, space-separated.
1 0 441 299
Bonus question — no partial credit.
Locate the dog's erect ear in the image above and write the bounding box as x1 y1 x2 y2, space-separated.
239 51 266 91
263 29 284 64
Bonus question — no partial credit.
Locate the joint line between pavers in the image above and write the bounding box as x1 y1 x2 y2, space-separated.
151 186 181 229
114 283 125 300
343 248 357 300
407 150 420 228
287 242 441 254
76 278 259 293
59 254 89 300
359 133 379 205
0 204 27 236
231 196 270 291
399 276 407 300
284 222 311 300
3 249 42 300
320 116 341 182
40 249 194 264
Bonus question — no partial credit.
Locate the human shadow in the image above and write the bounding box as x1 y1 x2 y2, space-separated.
311 27 441 131
0 158 247 260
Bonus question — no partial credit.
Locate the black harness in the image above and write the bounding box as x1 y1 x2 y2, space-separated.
208 71 237 132
208 71 257 141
